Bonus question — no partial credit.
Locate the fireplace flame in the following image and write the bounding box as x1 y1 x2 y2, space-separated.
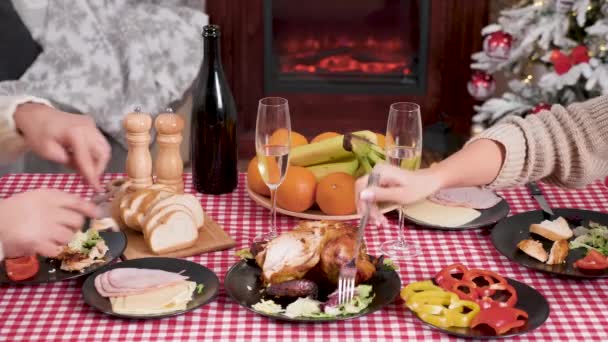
279 36 411 75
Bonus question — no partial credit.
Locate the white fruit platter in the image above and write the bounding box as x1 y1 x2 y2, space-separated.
246 187 399 221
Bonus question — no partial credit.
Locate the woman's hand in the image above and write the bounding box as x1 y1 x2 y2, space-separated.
0 189 100 258
14 103 111 191
355 163 444 227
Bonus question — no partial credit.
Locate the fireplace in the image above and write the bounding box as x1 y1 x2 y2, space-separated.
206 0 490 159
264 0 429 94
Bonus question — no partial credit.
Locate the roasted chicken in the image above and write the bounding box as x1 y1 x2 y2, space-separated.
253 221 376 297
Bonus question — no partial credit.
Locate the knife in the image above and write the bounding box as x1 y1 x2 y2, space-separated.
354 173 380 250
526 182 555 216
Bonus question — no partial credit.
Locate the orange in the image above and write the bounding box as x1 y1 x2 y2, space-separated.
269 128 308 147
247 156 279 196
376 133 386 150
311 131 340 143
276 166 317 212
315 172 357 215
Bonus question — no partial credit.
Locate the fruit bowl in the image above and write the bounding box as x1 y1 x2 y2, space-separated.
246 186 399 221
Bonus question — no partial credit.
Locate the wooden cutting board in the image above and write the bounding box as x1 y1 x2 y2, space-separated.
121 213 236 260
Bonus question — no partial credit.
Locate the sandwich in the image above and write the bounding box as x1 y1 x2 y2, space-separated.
55 229 108 272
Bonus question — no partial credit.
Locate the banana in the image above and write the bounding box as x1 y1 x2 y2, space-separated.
306 158 359 182
354 164 367 178
400 154 422 170
359 157 373 174
290 130 378 166
368 150 384 166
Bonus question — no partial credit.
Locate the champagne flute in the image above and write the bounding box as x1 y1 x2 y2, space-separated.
380 102 423 259
254 97 291 243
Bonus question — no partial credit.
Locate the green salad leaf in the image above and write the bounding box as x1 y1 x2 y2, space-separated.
569 222 608 256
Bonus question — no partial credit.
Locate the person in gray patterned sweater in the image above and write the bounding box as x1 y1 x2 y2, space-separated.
0 0 208 176
0 1 207 259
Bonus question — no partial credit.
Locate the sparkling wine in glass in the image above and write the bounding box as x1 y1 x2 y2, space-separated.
380 102 423 259
254 97 291 242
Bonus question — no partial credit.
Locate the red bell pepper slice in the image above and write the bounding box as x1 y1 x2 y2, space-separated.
435 263 468 289
463 269 508 297
450 280 479 302
470 307 529 335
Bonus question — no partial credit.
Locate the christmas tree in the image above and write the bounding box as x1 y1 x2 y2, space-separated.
468 0 608 131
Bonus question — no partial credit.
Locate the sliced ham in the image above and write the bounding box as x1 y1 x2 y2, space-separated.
429 187 502 210
94 268 189 298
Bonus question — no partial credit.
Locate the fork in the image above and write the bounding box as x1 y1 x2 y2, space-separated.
337 172 380 305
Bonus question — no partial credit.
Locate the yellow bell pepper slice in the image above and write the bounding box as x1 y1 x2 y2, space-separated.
402 281 480 329
400 280 443 301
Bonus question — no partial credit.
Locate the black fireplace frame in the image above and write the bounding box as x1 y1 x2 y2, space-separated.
263 0 430 95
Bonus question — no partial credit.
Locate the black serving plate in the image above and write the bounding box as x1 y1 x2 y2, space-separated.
411 277 549 339
224 258 401 322
404 198 510 230
82 257 219 319
491 208 608 278
0 230 127 285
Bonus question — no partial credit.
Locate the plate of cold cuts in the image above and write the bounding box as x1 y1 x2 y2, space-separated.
401 187 510 230
82 257 219 319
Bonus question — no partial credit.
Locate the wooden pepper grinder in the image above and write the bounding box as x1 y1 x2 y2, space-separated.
154 108 184 193
123 107 153 190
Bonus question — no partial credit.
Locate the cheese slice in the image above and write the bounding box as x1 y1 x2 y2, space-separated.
402 199 481 228
109 281 196 315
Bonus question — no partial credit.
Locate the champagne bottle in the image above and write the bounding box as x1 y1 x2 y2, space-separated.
190 25 238 194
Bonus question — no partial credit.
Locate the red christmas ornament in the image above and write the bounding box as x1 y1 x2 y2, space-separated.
530 103 551 114
483 31 513 60
467 71 496 101
550 49 572 75
571 45 590 64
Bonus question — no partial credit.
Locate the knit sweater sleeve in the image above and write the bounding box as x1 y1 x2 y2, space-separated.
467 95 608 189
0 95 53 165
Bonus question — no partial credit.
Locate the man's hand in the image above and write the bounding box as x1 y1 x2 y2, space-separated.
0 189 100 258
14 103 111 191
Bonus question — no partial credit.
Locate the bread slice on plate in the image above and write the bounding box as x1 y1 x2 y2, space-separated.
122 189 154 231
145 210 198 254
529 216 573 241
145 194 205 229
547 239 569 265
517 239 548 262
134 190 174 229
143 202 193 236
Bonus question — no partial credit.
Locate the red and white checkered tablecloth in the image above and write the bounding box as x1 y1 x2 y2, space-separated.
1 173 607 341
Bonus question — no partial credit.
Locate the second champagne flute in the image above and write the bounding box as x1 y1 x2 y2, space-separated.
254 97 291 242
380 102 423 259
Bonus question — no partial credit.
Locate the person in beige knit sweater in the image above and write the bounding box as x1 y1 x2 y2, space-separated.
356 95 608 225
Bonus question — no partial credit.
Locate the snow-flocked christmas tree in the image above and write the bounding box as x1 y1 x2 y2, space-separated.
468 0 608 130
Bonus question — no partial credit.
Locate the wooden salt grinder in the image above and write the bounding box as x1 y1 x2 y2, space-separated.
154 108 184 193
123 107 153 190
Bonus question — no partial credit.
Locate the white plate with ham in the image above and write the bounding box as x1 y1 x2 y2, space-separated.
401 187 510 230
82 257 219 319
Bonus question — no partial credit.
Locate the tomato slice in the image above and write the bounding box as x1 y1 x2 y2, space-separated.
5 255 40 281
574 250 608 271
